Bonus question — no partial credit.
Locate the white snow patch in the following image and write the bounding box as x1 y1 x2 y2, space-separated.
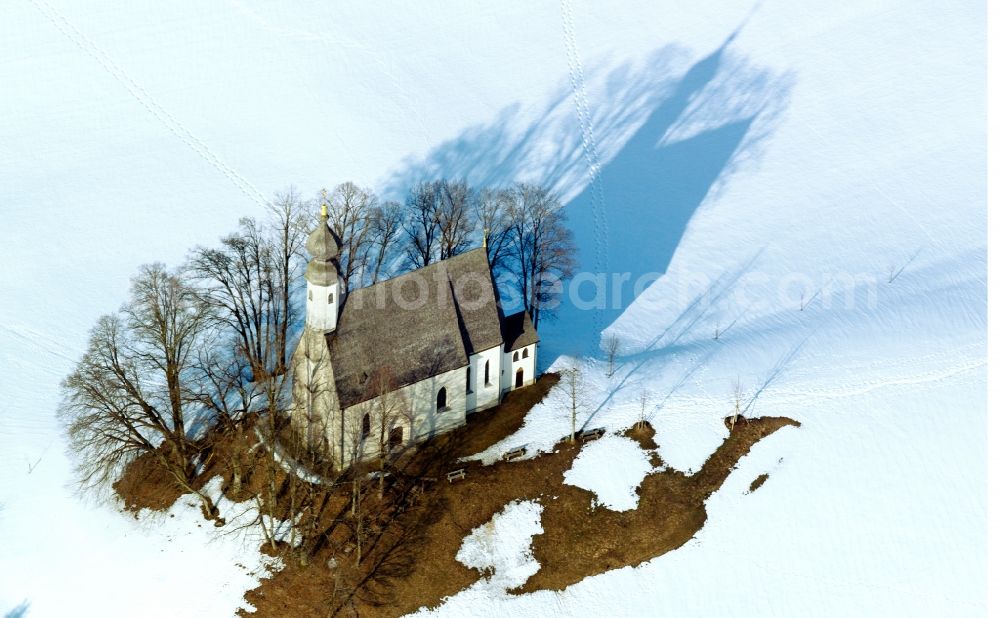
563 434 653 511
455 500 544 592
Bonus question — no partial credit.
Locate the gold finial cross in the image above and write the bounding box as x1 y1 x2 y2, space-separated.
320 189 328 218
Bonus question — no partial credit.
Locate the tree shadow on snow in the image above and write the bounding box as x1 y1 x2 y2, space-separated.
4 601 29 618
383 26 793 364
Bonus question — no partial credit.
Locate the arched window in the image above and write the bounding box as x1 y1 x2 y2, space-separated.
466 367 472 393
327 292 334 304
523 347 529 358
484 360 491 385
436 387 447 411
361 413 370 439
389 426 403 449
513 351 519 362
308 289 313 301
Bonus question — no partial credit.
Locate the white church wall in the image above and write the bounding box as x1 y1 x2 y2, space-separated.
466 345 502 413
503 342 537 393
403 365 468 441
342 364 468 461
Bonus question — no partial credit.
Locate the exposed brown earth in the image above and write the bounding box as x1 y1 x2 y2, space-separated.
520 415 798 594
114 418 260 517
114 443 187 513
114 376 799 617
241 374 565 617
749 473 770 493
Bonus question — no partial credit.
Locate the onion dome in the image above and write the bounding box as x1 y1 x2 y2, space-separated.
305 202 343 286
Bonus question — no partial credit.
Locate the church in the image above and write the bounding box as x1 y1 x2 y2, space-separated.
290 205 539 470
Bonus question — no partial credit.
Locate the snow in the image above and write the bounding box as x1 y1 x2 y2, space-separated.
413 500 544 616
562 435 653 512
406 502 546 617
453 500 544 593
0 470 279 617
0 0 985 616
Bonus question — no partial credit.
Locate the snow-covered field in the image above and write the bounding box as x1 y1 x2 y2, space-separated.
0 1 985 616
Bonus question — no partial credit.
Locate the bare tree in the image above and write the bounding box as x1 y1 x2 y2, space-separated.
339 411 370 567
436 179 476 260
226 369 290 554
322 182 377 290
364 200 403 285
286 362 320 564
188 189 308 380
713 310 745 341
729 378 745 430
268 190 310 374
559 365 583 442
401 181 440 269
189 341 258 432
125 264 213 442
506 183 576 328
475 186 515 270
61 315 158 495
605 333 620 377
260 348 340 567
292 457 336 568
60 264 216 516
364 366 407 500
639 389 649 427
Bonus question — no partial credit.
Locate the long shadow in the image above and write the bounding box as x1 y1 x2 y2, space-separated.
3 602 29 618
551 33 792 358
745 330 814 413
382 28 793 365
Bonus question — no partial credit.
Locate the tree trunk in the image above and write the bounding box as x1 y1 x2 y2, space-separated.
378 455 385 500
229 455 242 496
355 506 363 567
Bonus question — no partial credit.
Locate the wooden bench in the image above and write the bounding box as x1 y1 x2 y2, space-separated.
446 468 466 483
580 427 606 442
502 445 528 461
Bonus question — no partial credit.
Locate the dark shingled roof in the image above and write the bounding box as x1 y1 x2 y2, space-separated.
501 310 539 352
305 214 343 286
444 249 505 354
326 248 504 408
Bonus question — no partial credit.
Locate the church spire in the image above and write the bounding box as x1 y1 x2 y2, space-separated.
304 193 344 332
306 193 342 274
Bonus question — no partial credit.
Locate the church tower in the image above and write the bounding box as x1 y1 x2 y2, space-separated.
305 201 344 332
